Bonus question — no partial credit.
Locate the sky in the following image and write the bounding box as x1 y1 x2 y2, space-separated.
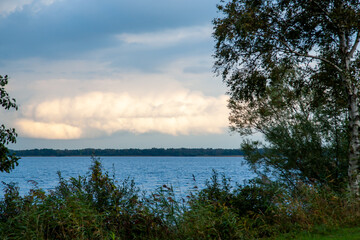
0 0 249 150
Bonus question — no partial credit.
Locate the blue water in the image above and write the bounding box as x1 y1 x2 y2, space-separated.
0 156 255 197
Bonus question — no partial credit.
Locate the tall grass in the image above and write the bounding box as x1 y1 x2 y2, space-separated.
0 156 359 239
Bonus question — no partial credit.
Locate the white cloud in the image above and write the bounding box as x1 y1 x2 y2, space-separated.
40 0 57 5
2 55 228 140
0 0 59 16
16 90 229 139
16 120 82 139
0 0 32 16
117 25 212 47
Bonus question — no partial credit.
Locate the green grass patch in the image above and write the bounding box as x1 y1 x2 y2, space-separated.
276 227 360 240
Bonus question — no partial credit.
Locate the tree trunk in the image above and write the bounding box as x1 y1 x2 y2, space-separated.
348 86 360 197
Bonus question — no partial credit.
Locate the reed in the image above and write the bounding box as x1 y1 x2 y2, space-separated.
1 156 359 239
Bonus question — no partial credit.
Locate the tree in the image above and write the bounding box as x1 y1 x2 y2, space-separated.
213 0 360 194
236 69 349 190
0 75 19 173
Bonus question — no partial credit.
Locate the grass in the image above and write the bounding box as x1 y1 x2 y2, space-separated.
276 227 360 239
1 156 360 239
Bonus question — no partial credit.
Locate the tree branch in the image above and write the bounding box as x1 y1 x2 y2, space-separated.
349 32 360 59
339 29 348 56
312 0 342 30
277 38 344 73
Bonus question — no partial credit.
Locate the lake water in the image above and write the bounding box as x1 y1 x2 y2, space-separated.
0 156 255 197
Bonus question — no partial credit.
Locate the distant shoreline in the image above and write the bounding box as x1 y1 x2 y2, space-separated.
17 155 244 157
10 148 245 157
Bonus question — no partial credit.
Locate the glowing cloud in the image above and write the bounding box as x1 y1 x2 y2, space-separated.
16 90 229 139
16 120 82 139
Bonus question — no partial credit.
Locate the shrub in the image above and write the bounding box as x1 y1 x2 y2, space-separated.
1 158 360 239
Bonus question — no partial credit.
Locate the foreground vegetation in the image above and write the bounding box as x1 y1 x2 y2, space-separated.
1 157 359 240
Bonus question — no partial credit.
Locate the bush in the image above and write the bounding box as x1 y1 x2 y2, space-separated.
1 157 360 239
0 157 173 239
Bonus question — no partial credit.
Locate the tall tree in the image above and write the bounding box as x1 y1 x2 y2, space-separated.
213 0 360 195
236 68 349 190
0 75 19 173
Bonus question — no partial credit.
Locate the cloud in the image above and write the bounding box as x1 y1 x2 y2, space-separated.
2 54 227 141
16 90 229 139
117 25 212 47
16 120 82 139
0 0 59 16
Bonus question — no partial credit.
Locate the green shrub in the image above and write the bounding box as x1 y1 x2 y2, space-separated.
1 158 360 239
0 157 174 239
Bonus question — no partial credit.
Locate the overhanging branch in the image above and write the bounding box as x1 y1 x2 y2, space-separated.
277 39 344 73
349 32 360 58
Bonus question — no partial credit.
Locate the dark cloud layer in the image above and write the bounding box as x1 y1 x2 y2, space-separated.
0 0 218 60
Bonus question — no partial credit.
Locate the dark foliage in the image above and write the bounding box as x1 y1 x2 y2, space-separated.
213 0 358 191
0 75 19 173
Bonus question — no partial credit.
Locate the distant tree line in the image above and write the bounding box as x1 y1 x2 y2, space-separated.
10 148 245 157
